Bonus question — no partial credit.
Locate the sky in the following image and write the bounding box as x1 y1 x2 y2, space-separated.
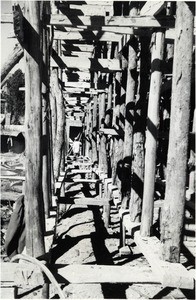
1 1 24 73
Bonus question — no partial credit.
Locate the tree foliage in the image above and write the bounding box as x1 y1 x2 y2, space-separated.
2 69 25 124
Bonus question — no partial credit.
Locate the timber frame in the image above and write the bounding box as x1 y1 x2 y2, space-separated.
1 1 195 298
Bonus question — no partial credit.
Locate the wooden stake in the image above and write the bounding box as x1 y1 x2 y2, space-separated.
161 2 194 262
24 1 45 257
140 30 165 237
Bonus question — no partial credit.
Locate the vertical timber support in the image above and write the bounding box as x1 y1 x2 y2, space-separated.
92 93 98 163
129 36 150 222
42 7 50 217
24 0 45 257
161 2 194 262
52 69 65 181
140 30 165 237
99 90 108 174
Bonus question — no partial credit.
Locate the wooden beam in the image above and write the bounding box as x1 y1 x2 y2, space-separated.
99 128 118 136
64 178 101 183
55 264 159 284
1 13 13 23
1 262 159 285
134 231 194 289
51 56 121 72
65 81 91 88
0 175 25 181
49 14 175 28
1 43 23 82
62 51 93 58
66 4 113 16
54 30 122 42
140 1 165 16
61 43 94 52
58 197 109 206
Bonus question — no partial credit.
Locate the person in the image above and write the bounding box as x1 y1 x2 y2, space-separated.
72 137 81 158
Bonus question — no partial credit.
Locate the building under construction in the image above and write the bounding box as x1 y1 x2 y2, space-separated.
1 1 195 299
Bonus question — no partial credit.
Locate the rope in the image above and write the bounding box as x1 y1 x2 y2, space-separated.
11 254 65 299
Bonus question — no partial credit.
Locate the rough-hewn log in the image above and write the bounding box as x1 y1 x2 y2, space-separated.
105 73 113 127
85 103 91 157
161 2 194 262
99 91 108 174
92 93 98 163
24 1 45 257
42 20 50 218
1 43 23 82
123 39 137 158
51 69 65 181
140 30 165 237
129 36 150 222
112 70 123 189
50 72 57 160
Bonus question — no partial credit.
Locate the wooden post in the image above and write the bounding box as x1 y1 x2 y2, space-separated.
50 74 57 162
85 103 91 157
129 36 150 222
51 69 65 181
24 0 45 257
140 30 165 237
105 73 113 127
99 90 108 174
123 39 137 159
111 70 121 185
42 16 50 218
161 2 194 262
91 94 98 163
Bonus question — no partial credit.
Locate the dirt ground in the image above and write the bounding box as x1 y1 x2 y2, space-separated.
1 152 195 299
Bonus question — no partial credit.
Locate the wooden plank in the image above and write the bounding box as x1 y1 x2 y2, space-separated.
99 128 118 136
55 264 159 284
61 43 94 52
68 4 113 16
0 175 25 181
140 1 165 16
75 25 135 35
67 169 92 174
54 30 122 42
64 178 101 183
58 197 109 206
1 13 13 23
49 14 175 28
134 231 194 289
51 56 121 72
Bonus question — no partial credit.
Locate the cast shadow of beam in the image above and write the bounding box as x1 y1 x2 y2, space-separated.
90 206 129 299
